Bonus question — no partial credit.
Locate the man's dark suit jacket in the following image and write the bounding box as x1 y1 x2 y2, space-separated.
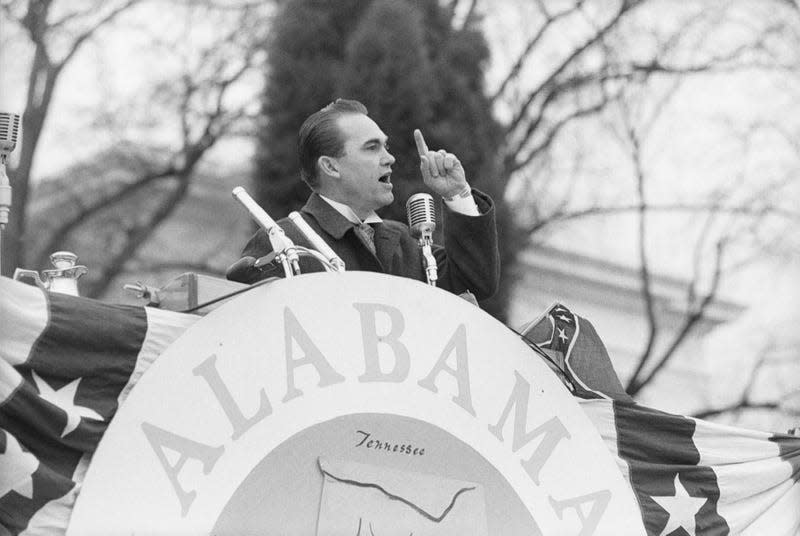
232 189 500 301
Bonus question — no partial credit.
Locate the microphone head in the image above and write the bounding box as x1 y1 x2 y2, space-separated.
0 113 21 159
406 192 436 239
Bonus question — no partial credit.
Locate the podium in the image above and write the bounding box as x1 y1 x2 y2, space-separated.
127 272 248 315
68 273 642 535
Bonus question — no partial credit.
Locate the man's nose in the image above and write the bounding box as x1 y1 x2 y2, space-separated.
382 148 395 165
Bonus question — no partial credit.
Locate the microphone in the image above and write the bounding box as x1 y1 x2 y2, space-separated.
288 211 345 272
0 112 21 229
407 192 436 241
0 113 20 160
232 187 301 276
406 193 438 286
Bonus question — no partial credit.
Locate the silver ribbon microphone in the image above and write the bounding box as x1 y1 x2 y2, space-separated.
0 112 21 230
406 193 438 286
0 112 21 274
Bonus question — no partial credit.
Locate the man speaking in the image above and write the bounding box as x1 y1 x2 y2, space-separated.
230 98 500 301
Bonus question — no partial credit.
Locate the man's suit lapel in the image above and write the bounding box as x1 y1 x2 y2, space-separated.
373 223 402 271
300 193 386 270
300 193 353 239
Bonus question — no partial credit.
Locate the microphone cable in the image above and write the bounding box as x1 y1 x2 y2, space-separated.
179 276 279 314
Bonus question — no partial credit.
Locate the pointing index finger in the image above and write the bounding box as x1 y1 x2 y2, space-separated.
413 129 429 157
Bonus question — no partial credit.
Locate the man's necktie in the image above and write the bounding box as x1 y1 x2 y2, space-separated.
354 223 376 255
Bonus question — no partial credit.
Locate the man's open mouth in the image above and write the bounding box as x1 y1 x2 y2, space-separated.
378 172 392 184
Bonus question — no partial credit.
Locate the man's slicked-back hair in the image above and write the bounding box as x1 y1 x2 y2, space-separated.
298 98 369 189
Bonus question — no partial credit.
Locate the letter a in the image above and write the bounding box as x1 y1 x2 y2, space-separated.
354 302 410 383
418 324 476 416
488 371 571 484
283 307 345 402
193 354 272 440
141 422 224 516
549 490 611 536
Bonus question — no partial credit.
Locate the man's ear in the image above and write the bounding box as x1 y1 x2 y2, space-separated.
318 156 339 178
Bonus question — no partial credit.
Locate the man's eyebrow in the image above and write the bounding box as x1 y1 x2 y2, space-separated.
362 136 388 147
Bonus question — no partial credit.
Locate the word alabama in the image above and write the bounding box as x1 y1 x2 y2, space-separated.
139 303 611 535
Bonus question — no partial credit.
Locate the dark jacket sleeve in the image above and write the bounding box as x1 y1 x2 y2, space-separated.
228 226 286 283
433 188 500 301
241 228 273 260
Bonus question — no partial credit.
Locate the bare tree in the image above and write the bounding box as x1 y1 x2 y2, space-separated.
40 5 267 297
0 0 145 276
4 0 797 418
693 344 800 431
610 83 752 397
477 0 800 409
2 0 273 296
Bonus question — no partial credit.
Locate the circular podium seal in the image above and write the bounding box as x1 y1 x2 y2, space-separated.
68 273 641 535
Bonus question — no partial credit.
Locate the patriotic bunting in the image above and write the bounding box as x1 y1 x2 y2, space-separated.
1 281 798 535
0 277 196 535
581 399 800 536
531 301 800 536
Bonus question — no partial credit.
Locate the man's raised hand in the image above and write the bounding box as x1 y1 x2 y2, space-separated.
413 129 468 198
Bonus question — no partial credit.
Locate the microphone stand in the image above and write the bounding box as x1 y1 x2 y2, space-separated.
0 154 12 276
419 235 438 286
288 211 346 272
232 187 301 278
232 187 343 277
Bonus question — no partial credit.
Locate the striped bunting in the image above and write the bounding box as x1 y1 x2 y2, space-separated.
580 399 800 536
3 282 799 535
0 276 197 535
521 302 800 535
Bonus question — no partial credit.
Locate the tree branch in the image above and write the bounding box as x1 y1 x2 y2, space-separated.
504 1 642 136
84 174 192 297
460 0 478 29
50 4 104 29
35 166 178 270
624 110 659 394
508 90 614 173
692 348 782 420
630 239 727 395
521 201 800 237
59 0 142 66
490 1 584 104
693 401 781 420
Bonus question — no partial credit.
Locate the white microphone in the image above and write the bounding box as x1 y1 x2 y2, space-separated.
406 193 438 286
0 112 21 229
232 187 301 276
288 211 345 272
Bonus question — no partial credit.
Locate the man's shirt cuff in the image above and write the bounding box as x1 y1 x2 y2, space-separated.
443 191 480 216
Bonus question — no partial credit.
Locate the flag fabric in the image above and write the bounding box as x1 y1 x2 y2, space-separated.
0 276 197 535
3 283 799 535
518 301 634 402
580 399 800 536
521 302 800 536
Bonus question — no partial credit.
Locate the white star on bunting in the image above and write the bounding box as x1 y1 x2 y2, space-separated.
0 432 39 499
557 327 569 343
31 370 103 437
651 474 707 536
